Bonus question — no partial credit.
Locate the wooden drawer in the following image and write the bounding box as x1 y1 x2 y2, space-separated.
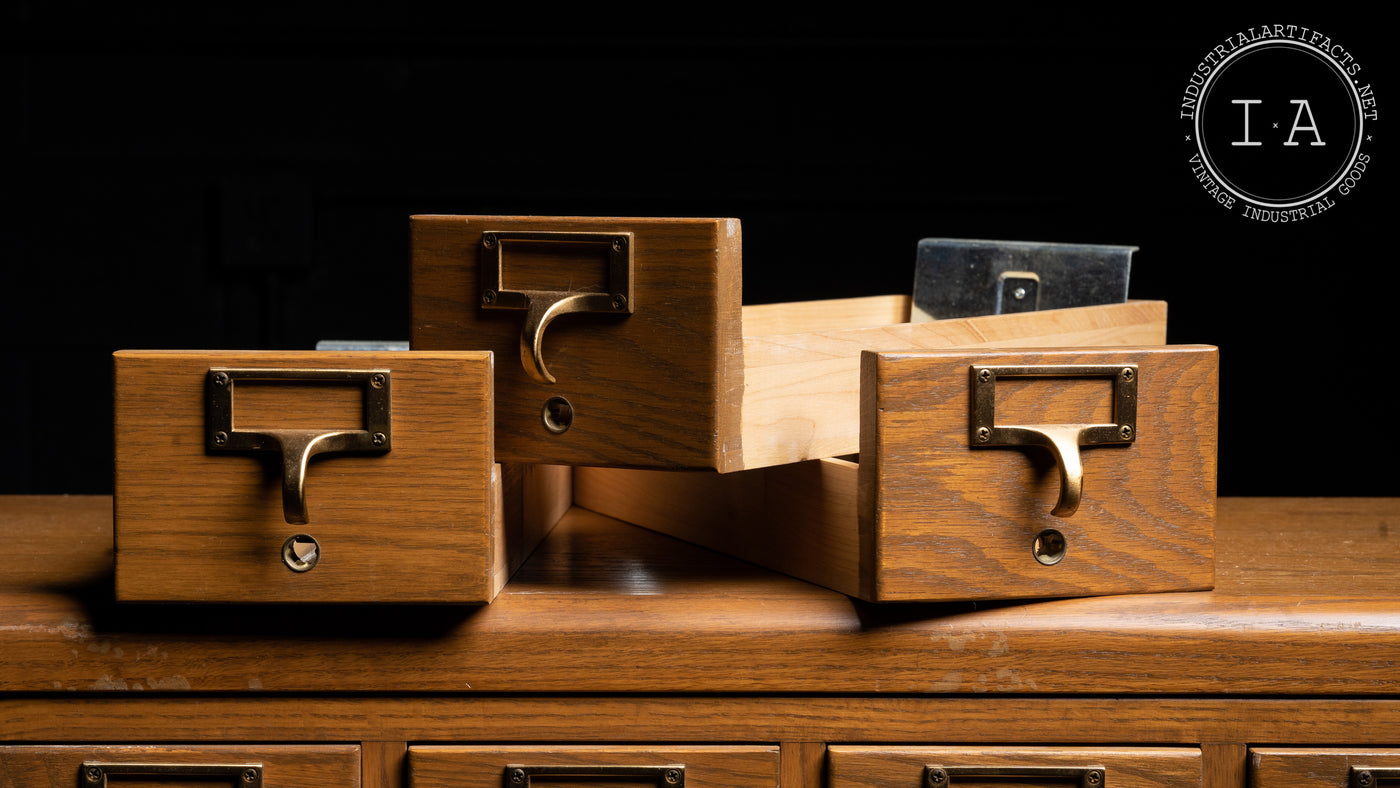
828 746 1201 788
411 215 1166 472
576 345 1217 602
113 350 570 604
407 745 779 787
1250 748 1400 788
0 745 360 787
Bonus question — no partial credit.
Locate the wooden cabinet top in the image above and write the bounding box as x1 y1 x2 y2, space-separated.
1 496 1396 696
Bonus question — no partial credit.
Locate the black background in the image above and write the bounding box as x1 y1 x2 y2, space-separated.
4 7 1392 497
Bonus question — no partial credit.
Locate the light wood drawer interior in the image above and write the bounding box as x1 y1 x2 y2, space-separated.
0 745 360 787
408 745 778 787
1250 748 1400 788
827 746 1201 788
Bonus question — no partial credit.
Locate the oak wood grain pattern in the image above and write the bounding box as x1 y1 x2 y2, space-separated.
409 746 778 788
782 743 826 788
0 745 360 787
113 350 495 604
363 742 406 788
827 747 1200 788
737 301 1168 471
1214 498 1400 595
3 502 1400 695
5 697 1400 745
410 215 743 470
741 295 912 336
1248 749 1400 788
859 345 1217 601
1201 744 1246 788
0 495 111 590
572 459 865 597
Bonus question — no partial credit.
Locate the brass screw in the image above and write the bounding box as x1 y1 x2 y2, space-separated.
976 426 991 443
371 373 386 389
509 768 526 784
1121 367 1134 382
612 236 626 251
927 768 948 786
1087 770 1104 786
85 766 103 782
482 233 497 249
243 768 259 783
978 368 992 383
482 290 497 306
213 371 229 387
1358 771 1374 788
612 294 627 310
213 431 229 446
664 769 682 784
1119 425 1133 440
372 432 387 446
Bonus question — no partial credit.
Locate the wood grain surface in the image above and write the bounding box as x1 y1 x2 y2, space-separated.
858 345 1218 601
2 498 1397 695
113 350 507 604
1248 748 1400 788
0 745 360 787
827 747 1201 788
409 746 778 788
410 215 745 470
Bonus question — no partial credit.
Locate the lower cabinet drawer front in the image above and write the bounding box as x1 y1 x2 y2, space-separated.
827 747 1201 788
0 745 361 787
408 745 779 787
1250 748 1400 788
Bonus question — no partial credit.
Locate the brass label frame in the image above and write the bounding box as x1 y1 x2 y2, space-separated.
479 229 634 384
504 764 684 786
206 367 392 524
82 762 263 786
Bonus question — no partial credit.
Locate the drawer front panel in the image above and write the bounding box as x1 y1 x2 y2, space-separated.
408 745 778 788
0 745 360 787
114 350 498 604
1250 748 1400 788
828 747 1201 788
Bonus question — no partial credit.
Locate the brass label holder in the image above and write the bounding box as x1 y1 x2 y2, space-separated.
480 229 634 384
926 765 1105 788
970 364 1137 518
82 762 263 786
504 764 684 786
207 368 391 525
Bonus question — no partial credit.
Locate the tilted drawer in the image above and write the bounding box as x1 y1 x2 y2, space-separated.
828 746 1201 788
0 745 360 787
1250 748 1400 788
411 215 1167 472
113 349 570 604
408 745 779 787
576 345 1217 602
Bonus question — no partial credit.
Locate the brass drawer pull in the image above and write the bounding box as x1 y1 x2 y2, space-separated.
969 364 1137 518
207 368 392 525
1353 767 1400 787
927 765 1105 788
82 762 262 786
504 764 684 786
480 229 634 385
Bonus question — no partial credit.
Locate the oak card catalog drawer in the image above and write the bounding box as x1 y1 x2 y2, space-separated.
411 215 1166 472
0 744 360 787
407 745 779 787
575 345 1217 602
1250 748 1400 788
113 350 570 604
827 747 1201 788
